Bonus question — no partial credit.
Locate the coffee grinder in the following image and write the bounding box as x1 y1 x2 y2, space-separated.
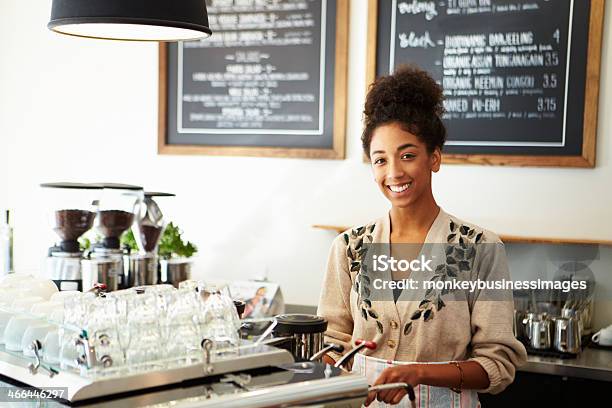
126 192 174 288
82 183 143 292
42 182 100 291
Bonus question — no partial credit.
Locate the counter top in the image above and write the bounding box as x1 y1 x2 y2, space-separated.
520 347 612 381
286 305 612 381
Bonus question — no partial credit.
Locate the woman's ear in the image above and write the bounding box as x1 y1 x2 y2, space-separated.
430 148 442 172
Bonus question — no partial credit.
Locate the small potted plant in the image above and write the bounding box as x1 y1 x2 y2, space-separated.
121 222 197 287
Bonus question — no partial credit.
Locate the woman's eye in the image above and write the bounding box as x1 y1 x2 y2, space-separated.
401 153 416 160
373 157 385 165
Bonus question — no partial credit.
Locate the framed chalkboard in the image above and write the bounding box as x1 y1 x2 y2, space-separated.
367 0 604 167
159 0 349 159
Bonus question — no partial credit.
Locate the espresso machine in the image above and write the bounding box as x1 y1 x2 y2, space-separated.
126 192 174 287
42 182 100 291
82 183 143 292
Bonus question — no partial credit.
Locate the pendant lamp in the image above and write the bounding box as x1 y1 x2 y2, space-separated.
48 0 212 42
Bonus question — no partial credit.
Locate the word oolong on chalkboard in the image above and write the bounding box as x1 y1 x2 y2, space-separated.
367 0 605 167
159 0 349 160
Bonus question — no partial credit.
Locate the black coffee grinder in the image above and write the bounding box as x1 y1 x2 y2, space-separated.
42 182 100 291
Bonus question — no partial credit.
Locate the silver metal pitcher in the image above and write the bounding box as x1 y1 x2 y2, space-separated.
522 312 538 341
561 307 584 338
513 310 527 341
553 317 581 354
529 318 552 349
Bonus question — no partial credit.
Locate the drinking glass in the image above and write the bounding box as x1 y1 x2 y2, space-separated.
59 294 91 370
125 292 162 371
198 288 240 358
159 288 202 364
85 296 123 370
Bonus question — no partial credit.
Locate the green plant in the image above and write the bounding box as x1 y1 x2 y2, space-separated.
120 229 138 252
120 222 198 259
159 222 198 259
78 236 91 251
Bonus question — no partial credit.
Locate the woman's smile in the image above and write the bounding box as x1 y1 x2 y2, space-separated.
387 182 413 194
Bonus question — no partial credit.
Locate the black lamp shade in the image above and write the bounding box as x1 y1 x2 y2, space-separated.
48 0 212 42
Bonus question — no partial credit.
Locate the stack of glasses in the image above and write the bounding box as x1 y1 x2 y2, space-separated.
1 276 241 377
60 282 241 375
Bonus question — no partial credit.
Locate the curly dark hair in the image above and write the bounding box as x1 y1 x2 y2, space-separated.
362 65 446 158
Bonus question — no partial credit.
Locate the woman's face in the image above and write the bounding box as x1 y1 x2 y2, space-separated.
369 122 441 208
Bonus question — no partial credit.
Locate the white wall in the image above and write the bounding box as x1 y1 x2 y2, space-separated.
1 1 611 312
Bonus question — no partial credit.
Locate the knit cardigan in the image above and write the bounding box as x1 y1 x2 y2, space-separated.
316 208 527 394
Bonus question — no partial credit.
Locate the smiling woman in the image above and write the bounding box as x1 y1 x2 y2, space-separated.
363 66 445 238
317 65 527 407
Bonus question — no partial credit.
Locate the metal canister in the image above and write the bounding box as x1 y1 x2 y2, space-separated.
81 258 121 292
160 259 191 288
127 254 158 287
529 318 552 350
273 314 327 361
553 317 581 354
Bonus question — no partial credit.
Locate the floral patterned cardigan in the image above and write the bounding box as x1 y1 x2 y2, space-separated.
316 208 527 394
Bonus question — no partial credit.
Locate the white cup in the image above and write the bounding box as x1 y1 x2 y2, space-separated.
0 310 18 344
22 323 57 357
11 296 44 312
0 287 26 298
0 288 24 308
15 279 58 300
592 324 612 346
3 316 43 351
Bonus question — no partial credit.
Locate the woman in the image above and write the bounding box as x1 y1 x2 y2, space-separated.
317 66 527 407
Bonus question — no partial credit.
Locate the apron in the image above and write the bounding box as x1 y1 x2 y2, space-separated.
352 353 481 408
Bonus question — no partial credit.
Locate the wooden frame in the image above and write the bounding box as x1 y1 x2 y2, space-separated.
158 1 349 159
366 0 604 168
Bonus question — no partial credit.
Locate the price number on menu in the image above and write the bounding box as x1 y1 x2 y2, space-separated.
544 52 560 67
543 74 558 88
537 97 557 112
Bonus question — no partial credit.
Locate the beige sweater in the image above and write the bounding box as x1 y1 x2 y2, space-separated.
317 209 527 394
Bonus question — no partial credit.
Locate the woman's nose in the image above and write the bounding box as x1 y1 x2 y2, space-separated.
387 160 405 179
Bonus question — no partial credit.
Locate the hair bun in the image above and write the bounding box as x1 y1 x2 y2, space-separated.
362 64 447 156
367 65 444 115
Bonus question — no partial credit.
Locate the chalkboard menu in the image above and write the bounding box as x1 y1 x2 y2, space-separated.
367 0 604 167
159 0 348 159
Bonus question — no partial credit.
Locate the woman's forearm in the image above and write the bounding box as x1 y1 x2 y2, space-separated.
416 361 490 390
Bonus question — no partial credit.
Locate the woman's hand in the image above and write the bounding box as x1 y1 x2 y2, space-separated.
365 364 422 406
321 354 336 366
